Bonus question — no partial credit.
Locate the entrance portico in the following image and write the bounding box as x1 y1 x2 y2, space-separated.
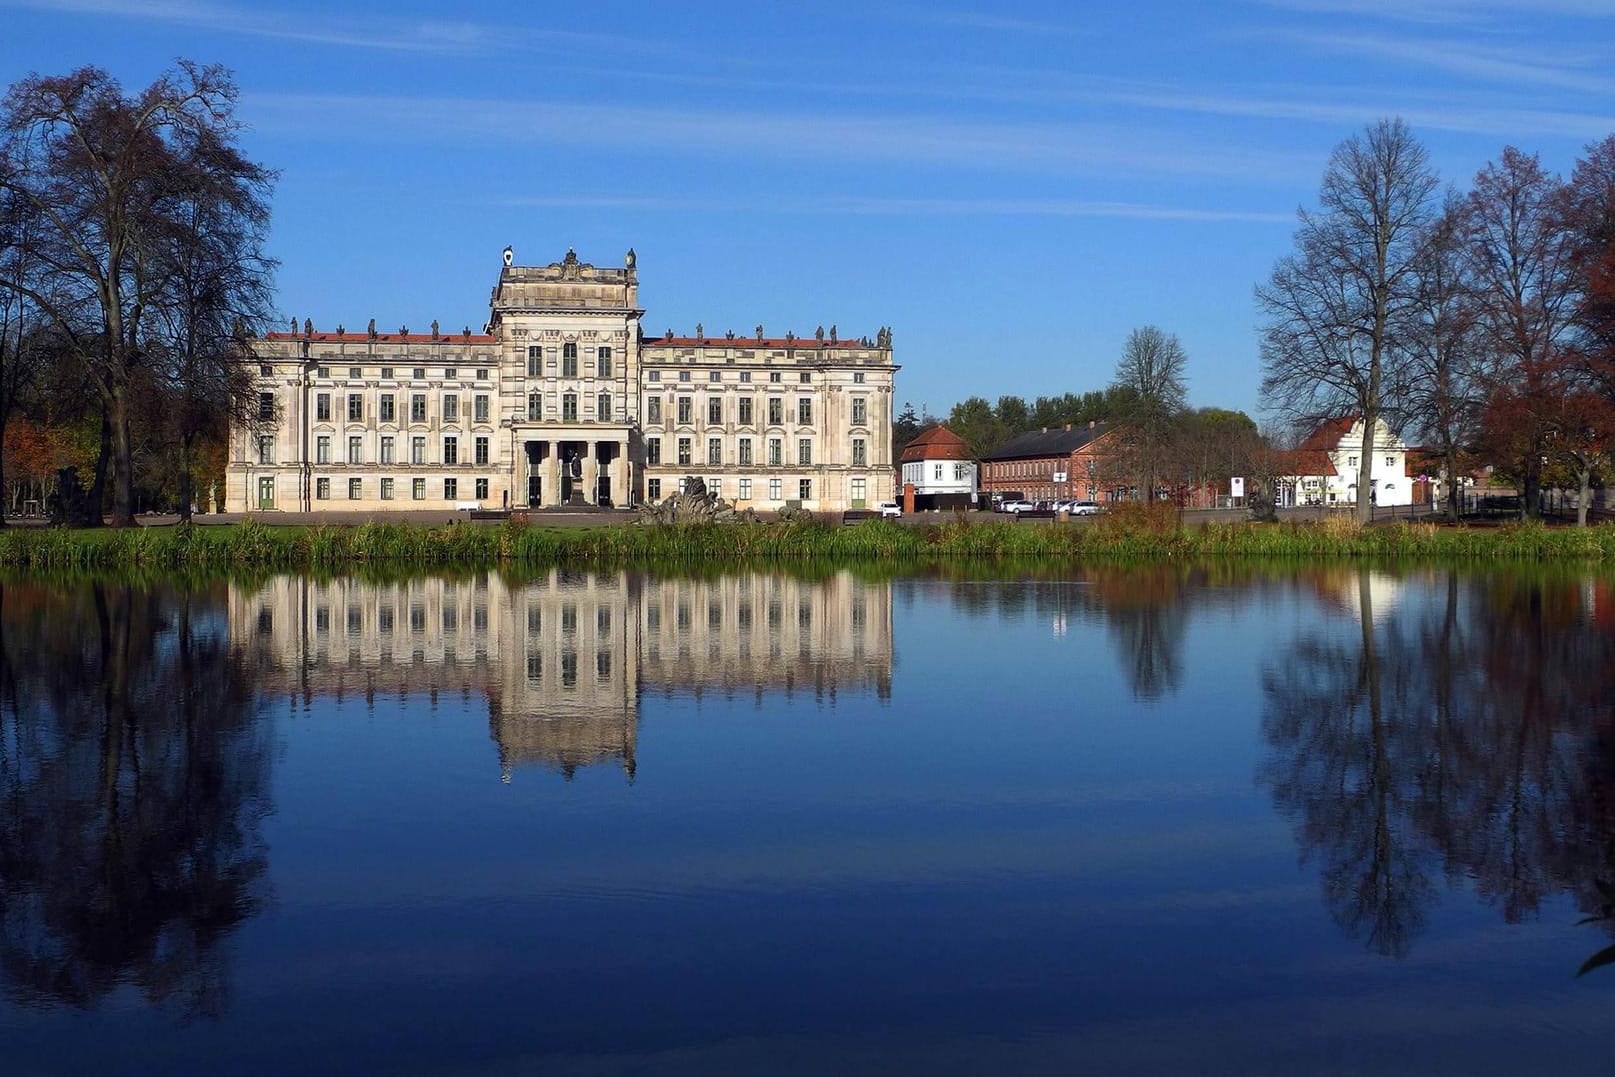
516 430 633 508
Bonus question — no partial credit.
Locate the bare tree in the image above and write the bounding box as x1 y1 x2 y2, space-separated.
1109 324 1188 499
0 63 271 526
1258 118 1439 523
1461 147 1580 519
1407 194 1482 520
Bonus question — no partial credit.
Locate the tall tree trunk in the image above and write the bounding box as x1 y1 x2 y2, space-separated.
1444 444 1462 521
1576 464 1592 527
1522 456 1542 520
84 407 112 529
1358 415 1378 524
177 432 194 523
108 384 135 527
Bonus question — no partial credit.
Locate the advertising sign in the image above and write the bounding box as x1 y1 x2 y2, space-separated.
1231 477 1245 498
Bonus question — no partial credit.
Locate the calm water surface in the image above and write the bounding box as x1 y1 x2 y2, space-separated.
2 565 1613 1075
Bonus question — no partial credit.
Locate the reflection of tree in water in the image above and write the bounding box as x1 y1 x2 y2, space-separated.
1261 569 1615 960
0 581 273 1018
1090 570 1191 701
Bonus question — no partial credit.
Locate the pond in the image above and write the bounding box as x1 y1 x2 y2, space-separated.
0 564 1612 1075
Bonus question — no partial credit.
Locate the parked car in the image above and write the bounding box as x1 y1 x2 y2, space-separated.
877 500 902 518
1000 499 1036 514
1068 500 1102 515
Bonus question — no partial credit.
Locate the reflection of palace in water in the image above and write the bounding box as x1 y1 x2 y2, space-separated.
230 571 893 779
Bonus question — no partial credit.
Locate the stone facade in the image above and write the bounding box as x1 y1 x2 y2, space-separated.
227 248 898 513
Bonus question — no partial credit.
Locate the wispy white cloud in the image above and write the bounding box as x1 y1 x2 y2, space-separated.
1269 29 1615 94
1255 0 1615 23
247 92 1312 182
0 0 612 54
498 193 1293 223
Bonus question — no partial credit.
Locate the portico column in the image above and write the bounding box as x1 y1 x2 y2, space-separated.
583 442 600 506
613 439 629 506
545 440 560 507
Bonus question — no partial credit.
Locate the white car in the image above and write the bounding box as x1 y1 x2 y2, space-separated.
999 499 1036 514
877 501 902 518
1067 500 1102 515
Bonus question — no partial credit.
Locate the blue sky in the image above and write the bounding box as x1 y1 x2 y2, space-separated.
5 0 1614 418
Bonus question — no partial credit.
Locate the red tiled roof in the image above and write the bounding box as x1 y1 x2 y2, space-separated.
264 332 497 345
899 425 972 463
1274 449 1337 477
1298 416 1356 452
648 336 871 350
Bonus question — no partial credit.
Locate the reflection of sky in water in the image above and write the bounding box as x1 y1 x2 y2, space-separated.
2 568 1613 1076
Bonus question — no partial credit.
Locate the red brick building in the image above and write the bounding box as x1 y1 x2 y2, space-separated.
979 422 1122 503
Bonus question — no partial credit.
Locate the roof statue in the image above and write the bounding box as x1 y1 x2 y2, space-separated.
829 325 837 343
696 322 704 339
367 318 376 339
303 318 312 337
756 325 764 340
430 319 440 339
625 247 636 269
815 326 825 344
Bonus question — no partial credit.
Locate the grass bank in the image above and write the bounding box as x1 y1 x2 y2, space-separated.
2 511 1614 571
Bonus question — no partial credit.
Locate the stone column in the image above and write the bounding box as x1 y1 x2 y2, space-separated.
545 440 560 507
613 439 629 506
581 442 598 506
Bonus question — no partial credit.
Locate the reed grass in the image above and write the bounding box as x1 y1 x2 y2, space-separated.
0 515 1613 572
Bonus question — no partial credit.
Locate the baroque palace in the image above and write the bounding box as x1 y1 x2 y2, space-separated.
228 247 899 513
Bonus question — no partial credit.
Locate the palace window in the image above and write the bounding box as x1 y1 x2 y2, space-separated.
258 392 275 422
443 436 458 465
852 397 866 425
648 478 661 501
768 397 783 424
348 435 361 463
562 393 578 422
738 438 752 465
380 477 395 501
647 437 661 465
381 436 394 464
380 394 395 422
475 436 489 466
443 367 455 379
708 437 722 466
769 478 782 499
854 372 865 384
528 392 542 421
443 394 459 423
647 397 661 423
798 398 812 425
475 478 489 499
348 478 362 500
677 396 692 424
740 371 751 383
738 397 753 424
798 478 812 499
739 478 751 499
476 368 488 381
708 397 722 424
678 370 691 382
561 342 577 377
348 393 362 421
527 346 542 377
381 367 393 379
597 347 612 377
444 477 458 500
316 393 331 421
316 436 331 464
648 370 660 382
798 438 812 465
412 367 424 380
851 477 866 504
316 477 330 500
411 436 425 464
852 438 866 466
474 394 489 422
677 437 692 465
412 478 425 500
769 371 782 383
259 363 273 377
410 394 426 422
597 392 611 421
316 366 329 378
768 438 782 466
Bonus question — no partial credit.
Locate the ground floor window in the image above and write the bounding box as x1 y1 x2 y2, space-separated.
799 479 812 500
348 478 361 500
739 478 751 500
476 478 489 499
316 477 330 500
648 478 662 501
444 477 458 500
412 478 426 500
706 477 720 496
769 478 782 500
851 478 866 507
380 477 395 500
257 477 275 508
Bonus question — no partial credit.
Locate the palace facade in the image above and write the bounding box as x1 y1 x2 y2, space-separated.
228 247 898 514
